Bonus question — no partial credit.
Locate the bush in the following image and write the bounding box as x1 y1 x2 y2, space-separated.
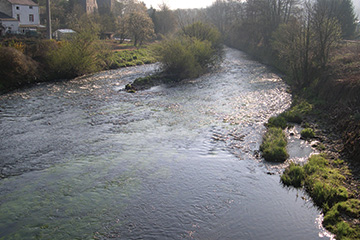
260 127 289 162
182 21 223 52
0 46 38 89
153 22 223 80
46 31 108 79
153 36 211 79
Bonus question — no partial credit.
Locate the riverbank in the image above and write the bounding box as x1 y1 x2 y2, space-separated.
236 40 360 239
0 38 156 94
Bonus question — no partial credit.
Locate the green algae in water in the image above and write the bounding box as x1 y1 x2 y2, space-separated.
0 154 146 239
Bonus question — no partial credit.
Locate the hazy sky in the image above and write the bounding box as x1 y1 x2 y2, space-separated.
142 0 215 9
142 0 360 16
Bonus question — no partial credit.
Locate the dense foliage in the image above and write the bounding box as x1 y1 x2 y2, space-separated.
0 46 38 89
206 0 357 89
153 22 223 80
46 28 107 79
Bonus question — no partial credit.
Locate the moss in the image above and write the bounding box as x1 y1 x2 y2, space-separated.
301 128 315 139
260 127 289 162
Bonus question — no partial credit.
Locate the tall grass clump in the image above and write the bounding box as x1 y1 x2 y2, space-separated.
260 127 289 162
300 128 315 139
281 162 305 187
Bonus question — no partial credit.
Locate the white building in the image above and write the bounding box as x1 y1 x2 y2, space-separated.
0 11 18 35
0 0 42 34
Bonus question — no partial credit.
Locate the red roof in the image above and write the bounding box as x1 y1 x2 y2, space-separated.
8 0 38 6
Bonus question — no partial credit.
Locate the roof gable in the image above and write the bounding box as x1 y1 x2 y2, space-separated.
7 0 38 6
0 11 17 20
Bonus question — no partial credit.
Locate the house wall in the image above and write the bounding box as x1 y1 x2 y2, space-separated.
0 19 19 33
82 0 98 14
0 0 12 16
11 4 39 26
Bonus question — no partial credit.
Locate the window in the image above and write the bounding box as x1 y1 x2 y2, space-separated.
16 6 19 10
29 6 33 9
17 14 20 21
29 14 34 22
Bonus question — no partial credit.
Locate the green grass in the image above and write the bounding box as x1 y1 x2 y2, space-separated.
281 162 305 187
260 127 289 162
267 115 288 129
301 128 315 139
107 48 156 69
323 199 360 239
281 100 313 124
281 154 359 239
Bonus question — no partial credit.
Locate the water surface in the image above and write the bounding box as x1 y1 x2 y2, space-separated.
0 48 330 239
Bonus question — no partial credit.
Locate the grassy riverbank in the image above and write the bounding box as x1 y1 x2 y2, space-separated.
245 40 360 239
0 38 155 93
282 154 359 239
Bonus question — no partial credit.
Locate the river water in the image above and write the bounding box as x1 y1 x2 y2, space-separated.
0 48 331 239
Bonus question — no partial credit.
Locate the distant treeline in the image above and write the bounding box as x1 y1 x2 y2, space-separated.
204 0 357 90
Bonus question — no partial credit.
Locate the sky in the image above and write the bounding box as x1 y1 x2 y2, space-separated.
142 0 215 9
142 0 360 16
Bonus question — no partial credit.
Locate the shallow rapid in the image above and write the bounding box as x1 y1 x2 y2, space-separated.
0 48 331 239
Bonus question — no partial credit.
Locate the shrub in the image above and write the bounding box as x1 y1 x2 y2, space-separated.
153 22 223 80
46 31 108 79
153 36 206 79
260 127 289 162
301 128 315 139
182 21 223 53
0 46 38 89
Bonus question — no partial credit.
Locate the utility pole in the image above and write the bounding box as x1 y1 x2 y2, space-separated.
46 0 52 39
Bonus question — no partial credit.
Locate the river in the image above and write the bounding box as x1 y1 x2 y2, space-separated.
0 48 331 239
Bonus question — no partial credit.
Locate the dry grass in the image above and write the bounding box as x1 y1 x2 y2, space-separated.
330 40 360 85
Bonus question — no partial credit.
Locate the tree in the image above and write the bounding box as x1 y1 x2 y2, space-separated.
152 3 176 37
124 11 155 46
312 0 342 68
182 21 223 53
314 0 356 39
